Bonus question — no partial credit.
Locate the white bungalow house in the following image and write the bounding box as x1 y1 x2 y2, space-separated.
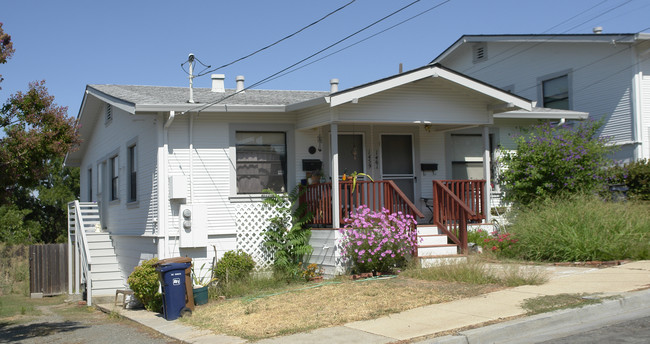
64 64 585 304
431 32 650 162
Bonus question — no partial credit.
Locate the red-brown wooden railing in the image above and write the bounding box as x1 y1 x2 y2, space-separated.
432 180 486 253
439 180 486 222
302 180 424 226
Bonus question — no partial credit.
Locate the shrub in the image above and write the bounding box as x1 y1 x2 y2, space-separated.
127 258 162 312
213 250 255 283
262 185 313 276
608 159 650 200
498 120 615 205
340 206 418 274
467 229 492 249
504 194 650 261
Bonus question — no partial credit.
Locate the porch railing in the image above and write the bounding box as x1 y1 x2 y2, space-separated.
432 180 486 253
302 180 424 226
439 180 486 222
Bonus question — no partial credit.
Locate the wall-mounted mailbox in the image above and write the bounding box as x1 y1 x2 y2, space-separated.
302 159 322 171
421 163 438 171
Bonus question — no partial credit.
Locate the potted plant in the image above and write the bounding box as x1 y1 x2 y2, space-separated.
191 263 217 305
310 169 323 184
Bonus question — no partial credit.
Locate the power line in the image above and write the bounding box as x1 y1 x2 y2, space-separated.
185 0 425 114
541 0 609 34
461 0 634 75
196 0 357 77
266 0 452 84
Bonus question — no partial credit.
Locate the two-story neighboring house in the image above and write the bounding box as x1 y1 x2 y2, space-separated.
431 32 650 162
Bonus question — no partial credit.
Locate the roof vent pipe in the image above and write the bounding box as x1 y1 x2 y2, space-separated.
211 74 225 93
593 26 603 34
236 75 245 93
330 78 339 94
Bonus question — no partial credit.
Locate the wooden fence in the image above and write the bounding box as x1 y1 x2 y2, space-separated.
29 243 68 297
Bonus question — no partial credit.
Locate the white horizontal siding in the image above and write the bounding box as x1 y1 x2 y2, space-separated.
442 41 636 150
112 235 158 284
308 229 344 276
79 106 159 237
295 128 325 184
296 105 331 130
335 78 491 125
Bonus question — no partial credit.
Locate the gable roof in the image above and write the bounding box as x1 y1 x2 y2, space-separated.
430 33 650 65
328 63 533 111
87 84 329 113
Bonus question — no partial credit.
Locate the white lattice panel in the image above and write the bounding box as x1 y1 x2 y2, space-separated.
235 201 289 270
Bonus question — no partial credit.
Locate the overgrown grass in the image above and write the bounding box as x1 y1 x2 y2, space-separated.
210 272 308 299
401 258 548 287
0 244 29 297
505 195 650 262
521 293 603 315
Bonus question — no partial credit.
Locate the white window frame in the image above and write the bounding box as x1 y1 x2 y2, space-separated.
229 123 295 200
538 70 572 110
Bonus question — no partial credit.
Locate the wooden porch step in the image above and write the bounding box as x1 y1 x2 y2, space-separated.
418 234 448 246
417 244 458 256
419 254 468 268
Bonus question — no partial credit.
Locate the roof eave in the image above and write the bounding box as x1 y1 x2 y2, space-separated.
134 104 288 113
494 109 588 120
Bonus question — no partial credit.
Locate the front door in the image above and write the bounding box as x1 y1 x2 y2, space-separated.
380 134 415 201
338 133 365 178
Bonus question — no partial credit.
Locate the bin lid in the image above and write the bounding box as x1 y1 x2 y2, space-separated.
155 262 192 272
156 257 192 266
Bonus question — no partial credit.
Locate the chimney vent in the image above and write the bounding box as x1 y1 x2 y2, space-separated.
593 26 603 34
211 74 225 93
236 75 245 93
330 78 339 94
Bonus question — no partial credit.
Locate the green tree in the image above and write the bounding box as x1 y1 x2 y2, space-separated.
498 120 615 205
0 23 80 244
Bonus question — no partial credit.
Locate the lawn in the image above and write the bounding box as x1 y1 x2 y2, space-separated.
181 259 546 340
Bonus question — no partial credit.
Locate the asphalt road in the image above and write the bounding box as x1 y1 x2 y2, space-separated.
0 302 184 344
537 314 650 344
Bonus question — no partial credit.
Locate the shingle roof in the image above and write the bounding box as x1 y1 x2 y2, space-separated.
88 84 329 106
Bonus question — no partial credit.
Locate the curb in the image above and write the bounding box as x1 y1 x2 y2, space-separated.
426 288 650 344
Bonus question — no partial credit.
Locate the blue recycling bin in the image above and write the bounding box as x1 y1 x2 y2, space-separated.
156 262 192 320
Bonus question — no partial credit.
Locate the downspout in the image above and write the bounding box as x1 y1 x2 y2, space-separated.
482 126 492 224
189 113 194 204
160 110 176 259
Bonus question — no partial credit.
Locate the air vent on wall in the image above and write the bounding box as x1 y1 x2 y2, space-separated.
473 43 487 63
105 104 113 124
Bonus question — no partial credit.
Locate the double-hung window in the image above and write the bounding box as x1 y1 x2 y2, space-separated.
128 144 137 202
542 75 569 110
110 155 119 201
235 132 287 194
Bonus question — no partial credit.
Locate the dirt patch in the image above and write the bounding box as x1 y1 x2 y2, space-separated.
183 276 502 340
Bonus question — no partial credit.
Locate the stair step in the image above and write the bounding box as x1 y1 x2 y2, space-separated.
89 248 119 257
419 255 467 268
418 234 448 246
417 225 442 236
91 263 120 273
91 256 119 265
92 279 126 291
418 244 458 256
87 241 114 249
92 271 123 280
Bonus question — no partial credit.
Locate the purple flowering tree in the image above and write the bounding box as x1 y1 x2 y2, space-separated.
339 206 418 273
498 119 615 205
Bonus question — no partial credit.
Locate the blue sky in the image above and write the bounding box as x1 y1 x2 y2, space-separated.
2 0 649 118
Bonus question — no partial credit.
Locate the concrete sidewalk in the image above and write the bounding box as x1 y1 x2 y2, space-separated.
97 260 650 344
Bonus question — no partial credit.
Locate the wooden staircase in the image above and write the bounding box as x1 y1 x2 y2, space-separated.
416 224 467 267
68 202 124 305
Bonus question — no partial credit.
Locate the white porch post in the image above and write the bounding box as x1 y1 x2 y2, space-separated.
482 126 492 223
331 123 340 228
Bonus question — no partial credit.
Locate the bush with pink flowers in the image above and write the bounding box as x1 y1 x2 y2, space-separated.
339 206 418 274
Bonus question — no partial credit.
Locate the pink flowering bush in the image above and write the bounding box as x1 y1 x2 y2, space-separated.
339 206 418 273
